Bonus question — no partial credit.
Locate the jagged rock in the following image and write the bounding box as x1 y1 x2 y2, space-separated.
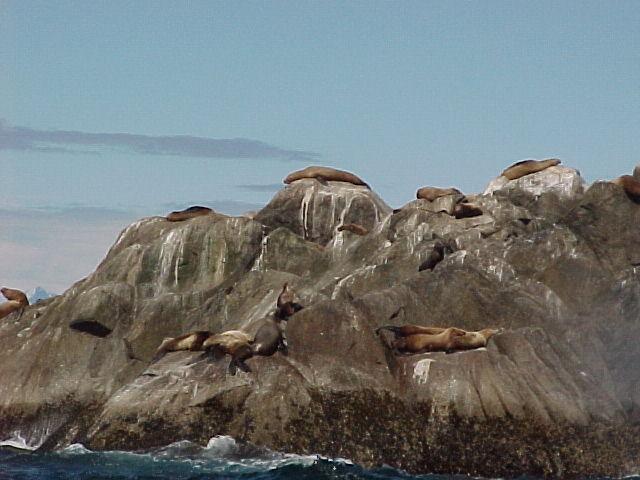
484 165 586 200
0 177 639 477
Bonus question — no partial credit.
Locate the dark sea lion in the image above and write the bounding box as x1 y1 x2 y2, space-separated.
453 203 483 219
202 330 254 375
416 187 462 202
501 158 561 180
418 241 454 272
275 283 304 319
166 206 213 222
283 166 369 188
337 223 369 236
612 175 640 202
152 330 213 362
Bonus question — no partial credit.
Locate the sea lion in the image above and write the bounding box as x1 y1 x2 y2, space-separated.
0 287 29 321
501 158 561 181
166 206 213 222
633 165 640 181
377 324 501 354
283 166 369 188
612 175 640 202
1 287 28 306
450 328 501 350
418 241 454 272
416 187 462 202
275 283 304 319
453 203 483 219
152 330 213 362
201 329 254 374
337 223 369 236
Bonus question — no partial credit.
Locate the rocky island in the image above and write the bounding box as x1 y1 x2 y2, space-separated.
1 164 639 478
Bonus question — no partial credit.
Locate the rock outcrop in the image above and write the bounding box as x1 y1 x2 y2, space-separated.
1 175 639 477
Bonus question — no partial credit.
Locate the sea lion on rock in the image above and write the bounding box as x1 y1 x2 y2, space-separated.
453 203 483 219
0 287 29 321
1 287 29 306
612 175 640 202
202 330 254 374
166 206 213 222
337 223 369 236
377 324 501 354
275 283 304 319
152 330 212 362
501 158 561 181
416 187 462 202
283 166 369 188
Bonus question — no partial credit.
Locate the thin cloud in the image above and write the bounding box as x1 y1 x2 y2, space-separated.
0 120 319 161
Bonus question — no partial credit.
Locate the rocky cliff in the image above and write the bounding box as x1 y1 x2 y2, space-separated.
1 169 639 477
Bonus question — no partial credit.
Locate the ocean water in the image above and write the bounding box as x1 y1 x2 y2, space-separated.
0 436 442 480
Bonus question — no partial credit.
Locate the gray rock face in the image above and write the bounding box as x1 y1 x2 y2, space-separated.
1 174 639 477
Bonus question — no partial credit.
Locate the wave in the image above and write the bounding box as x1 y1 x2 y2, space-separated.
0 436 421 480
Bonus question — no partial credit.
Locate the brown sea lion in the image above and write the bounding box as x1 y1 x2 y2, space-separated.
0 288 29 321
1 287 29 306
453 203 483 219
201 329 254 374
450 328 501 350
337 223 369 236
501 158 561 180
377 325 501 354
166 206 213 222
416 187 462 202
283 166 369 188
152 330 213 362
612 175 640 202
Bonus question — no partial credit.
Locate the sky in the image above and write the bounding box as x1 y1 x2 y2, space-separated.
1 0 639 293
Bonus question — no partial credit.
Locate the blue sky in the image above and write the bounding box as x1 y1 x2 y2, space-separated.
1 1 639 292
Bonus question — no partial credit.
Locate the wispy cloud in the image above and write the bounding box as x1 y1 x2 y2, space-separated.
0 120 319 161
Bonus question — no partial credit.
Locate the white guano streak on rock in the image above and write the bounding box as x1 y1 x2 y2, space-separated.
300 186 315 239
251 226 269 272
413 359 435 385
158 229 188 290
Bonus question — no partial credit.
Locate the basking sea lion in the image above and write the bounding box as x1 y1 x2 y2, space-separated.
611 175 640 202
166 206 213 222
337 223 369 236
501 158 561 181
0 287 29 321
377 324 501 354
283 166 369 188
453 203 483 219
152 330 213 362
416 187 462 202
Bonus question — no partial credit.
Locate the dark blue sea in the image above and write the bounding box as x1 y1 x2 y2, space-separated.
0 436 442 480
1 436 639 480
